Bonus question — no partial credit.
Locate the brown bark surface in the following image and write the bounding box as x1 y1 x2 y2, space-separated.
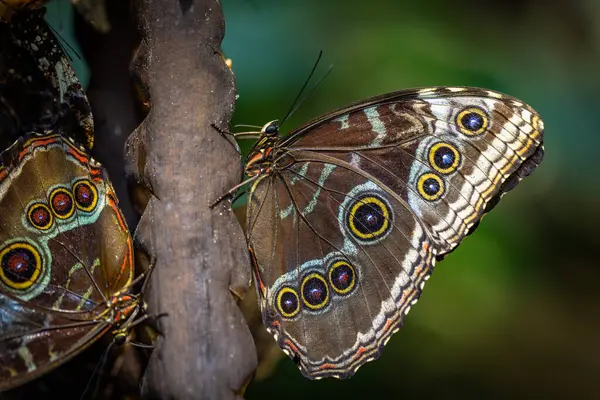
125 1 257 398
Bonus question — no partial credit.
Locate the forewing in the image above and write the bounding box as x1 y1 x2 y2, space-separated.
0 133 133 389
286 87 544 253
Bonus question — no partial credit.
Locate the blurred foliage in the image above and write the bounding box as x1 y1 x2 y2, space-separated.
221 0 600 398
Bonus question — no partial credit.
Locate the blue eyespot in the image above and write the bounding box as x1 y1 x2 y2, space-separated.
429 142 461 174
456 107 489 136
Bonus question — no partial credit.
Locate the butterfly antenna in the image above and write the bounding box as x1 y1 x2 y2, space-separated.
279 50 323 128
80 341 113 400
285 63 334 124
46 19 81 62
234 124 263 129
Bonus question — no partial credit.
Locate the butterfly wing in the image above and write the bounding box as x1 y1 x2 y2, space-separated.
0 292 108 391
0 7 132 389
246 87 544 378
0 133 133 389
0 7 94 150
247 163 435 379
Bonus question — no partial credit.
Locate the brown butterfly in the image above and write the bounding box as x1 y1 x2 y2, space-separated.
0 5 148 392
222 86 544 379
0 132 146 390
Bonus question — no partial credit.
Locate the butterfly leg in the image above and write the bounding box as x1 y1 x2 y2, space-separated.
209 174 261 209
211 122 242 155
210 123 262 152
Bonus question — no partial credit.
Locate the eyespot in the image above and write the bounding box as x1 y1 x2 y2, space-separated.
456 107 489 136
428 142 461 174
301 273 329 310
50 188 74 219
0 242 42 290
328 260 356 295
417 173 445 201
346 194 392 242
276 287 300 318
27 203 53 230
73 180 98 212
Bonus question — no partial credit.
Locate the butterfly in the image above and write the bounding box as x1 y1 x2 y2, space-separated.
0 132 145 391
0 5 148 392
0 3 94 151
225 86 544 379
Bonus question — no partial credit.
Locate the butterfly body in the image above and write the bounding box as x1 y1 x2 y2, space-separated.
243 87 544 379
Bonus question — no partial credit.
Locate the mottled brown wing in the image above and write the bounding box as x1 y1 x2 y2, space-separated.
246 87 544 378
0 292 109 391
0 6 94 150
0 132 133 389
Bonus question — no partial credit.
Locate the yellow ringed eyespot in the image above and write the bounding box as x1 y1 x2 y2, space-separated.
73 180 98 212
276 287 300 318
0 242 42 290
301 273 329 310
456 107 489 136
417 173 445 201
428 142 461 174
347 195 391 241
49 187 75 219
27 203 53 230
328 261 356 295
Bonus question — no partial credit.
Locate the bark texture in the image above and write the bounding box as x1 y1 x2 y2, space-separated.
125 0 257 398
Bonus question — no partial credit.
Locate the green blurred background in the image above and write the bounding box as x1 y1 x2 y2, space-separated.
220 0 600 398
42 0 599 398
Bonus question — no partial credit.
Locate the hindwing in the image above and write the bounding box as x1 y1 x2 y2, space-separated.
0 132 134 390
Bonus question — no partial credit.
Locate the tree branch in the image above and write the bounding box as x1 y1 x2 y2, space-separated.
125 1 257 398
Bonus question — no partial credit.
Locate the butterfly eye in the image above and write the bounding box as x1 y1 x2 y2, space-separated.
428 142 461 174
276 287 300 318
346 195 392 242
265 123 278 134
328 261 356 295
73 180 98 212
0 242 42 290
301 273 329 310
27 203 53 230
456 107 489 136
49 188 75 219
112 331 128 347
417 173 445 201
